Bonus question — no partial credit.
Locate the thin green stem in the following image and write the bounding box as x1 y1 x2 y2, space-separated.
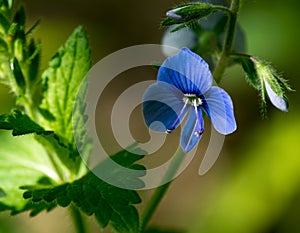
229 52 251 59
139 149 185 232
229 52 259 63
70 205 87 233
20 95 36 120
213 0 240 83
214 5 231 15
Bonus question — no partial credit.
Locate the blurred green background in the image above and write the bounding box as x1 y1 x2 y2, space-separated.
1 0 300 232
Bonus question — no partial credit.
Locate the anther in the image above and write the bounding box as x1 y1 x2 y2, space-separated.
165 129 172 134
194 129 204 137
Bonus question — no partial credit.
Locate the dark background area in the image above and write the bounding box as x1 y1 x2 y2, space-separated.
0 0 300 232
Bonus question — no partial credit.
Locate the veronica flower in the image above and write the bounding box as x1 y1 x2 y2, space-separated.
142 48 236 153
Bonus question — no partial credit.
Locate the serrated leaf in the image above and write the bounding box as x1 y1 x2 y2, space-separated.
0 130 60 212
0 109 44 135
92 146 146 190
0 109 81 181
39 26 91 160
21 149 145 233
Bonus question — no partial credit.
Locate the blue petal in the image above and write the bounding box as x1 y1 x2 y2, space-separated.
264 80 288 112
142 81 189 132
158 48 213 95
203 86 237 135
180 107 204 153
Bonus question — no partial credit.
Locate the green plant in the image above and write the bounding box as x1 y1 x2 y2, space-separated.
0 0 292 233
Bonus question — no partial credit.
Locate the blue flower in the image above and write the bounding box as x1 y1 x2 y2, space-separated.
142 48 237 153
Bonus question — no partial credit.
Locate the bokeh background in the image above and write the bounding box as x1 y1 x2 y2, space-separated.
1 0 300 232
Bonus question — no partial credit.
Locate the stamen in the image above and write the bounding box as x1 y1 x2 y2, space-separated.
195 130 203 137
165 129 172 134
183 94 203 106
193 101 204 137
165 98 189 134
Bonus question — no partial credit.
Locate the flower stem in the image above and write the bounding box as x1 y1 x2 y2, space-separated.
139 149 185 232
70 205 87 233
213 0 240 83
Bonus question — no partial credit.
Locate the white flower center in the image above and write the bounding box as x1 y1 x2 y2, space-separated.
183 94 203 106
164 94 204 137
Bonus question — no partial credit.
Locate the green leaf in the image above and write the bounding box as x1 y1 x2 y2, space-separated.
7 22 17 37
13 5 25 28
0 109 81 180
0 130 60 213
0 109 44 135
11 57 26 90
93 146 146 190
0 109 84 212
22 149 145 233
0 0 14 11
27 38 41 83
0 11 9 32
34 130 88 179
39 26 91 160
236 56 260 89
259 77 267 117
0 36 8 51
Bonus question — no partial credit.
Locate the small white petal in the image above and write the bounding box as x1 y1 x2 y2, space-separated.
264 80 288 112
166 6 187 20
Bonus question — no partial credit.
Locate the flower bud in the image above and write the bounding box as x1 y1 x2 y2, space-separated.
163 3 215 26
254 59 290 112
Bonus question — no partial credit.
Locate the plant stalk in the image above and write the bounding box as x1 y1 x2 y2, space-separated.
139 149 185 232
70 205 87 233
213 0 240 83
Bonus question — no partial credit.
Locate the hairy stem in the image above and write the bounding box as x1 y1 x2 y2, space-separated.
213 0 240 83
21 95 36 120
139 149 185 232
70 205 87 233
